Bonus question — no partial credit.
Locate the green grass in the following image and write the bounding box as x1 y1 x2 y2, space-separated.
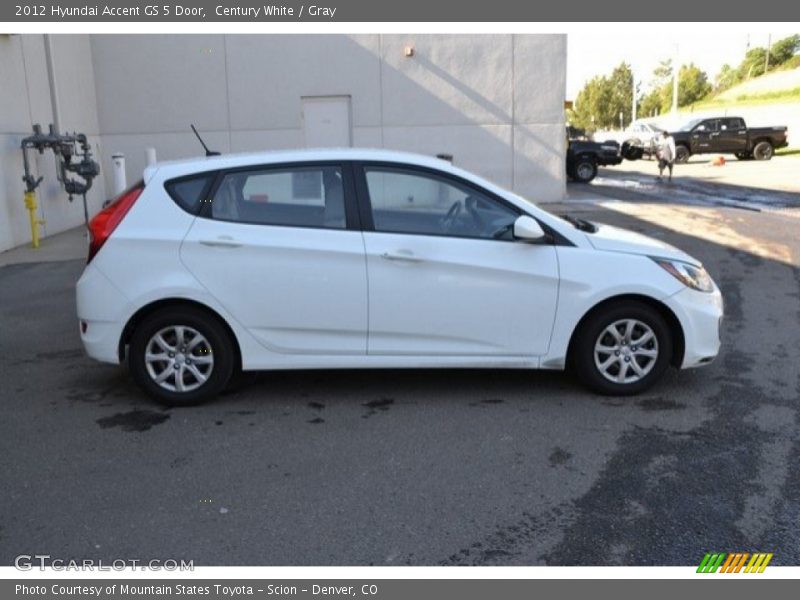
776 147 800 157
687 86 800 110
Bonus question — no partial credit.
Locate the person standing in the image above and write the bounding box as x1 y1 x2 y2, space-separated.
657 130 677 181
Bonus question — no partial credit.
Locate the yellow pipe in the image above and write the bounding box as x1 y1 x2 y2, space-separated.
23 190 44 249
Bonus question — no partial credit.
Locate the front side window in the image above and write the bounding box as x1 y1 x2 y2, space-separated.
210 165 346 229
364 167 518 240
696 120 719 133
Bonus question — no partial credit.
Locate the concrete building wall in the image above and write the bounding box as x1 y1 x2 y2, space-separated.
0 34 107 252
92 33 566 206
0 33 566 253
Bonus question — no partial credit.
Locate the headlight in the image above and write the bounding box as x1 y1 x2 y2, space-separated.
652 258 715 293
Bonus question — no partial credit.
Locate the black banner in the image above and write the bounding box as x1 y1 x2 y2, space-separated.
2 0 800 22
4 579 798 600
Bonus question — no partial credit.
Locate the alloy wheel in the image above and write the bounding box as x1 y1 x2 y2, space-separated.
593 318 659 384
144 325 214 393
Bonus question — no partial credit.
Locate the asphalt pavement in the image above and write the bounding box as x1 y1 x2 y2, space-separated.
1 182 798 566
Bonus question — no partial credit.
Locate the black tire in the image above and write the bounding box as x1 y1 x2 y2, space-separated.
752 140 774 161
735 151 753 161
571 156 598 183
571 300 673 396
674 145 691 164
621 141 644 161
128 306 235 406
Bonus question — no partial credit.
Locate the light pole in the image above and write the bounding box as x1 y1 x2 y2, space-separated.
765 34 772 73
672 44 679 118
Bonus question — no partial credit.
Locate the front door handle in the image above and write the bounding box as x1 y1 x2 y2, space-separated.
381 250 422 262
200 237 242 248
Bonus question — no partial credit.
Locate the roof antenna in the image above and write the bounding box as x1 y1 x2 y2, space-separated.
190 124 220 157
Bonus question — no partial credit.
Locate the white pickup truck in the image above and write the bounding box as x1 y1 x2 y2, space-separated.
593 121 664 158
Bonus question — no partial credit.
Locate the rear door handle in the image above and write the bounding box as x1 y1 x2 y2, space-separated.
200 237 242 248
381 250 423 262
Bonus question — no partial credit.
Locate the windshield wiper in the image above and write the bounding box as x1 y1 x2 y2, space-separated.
560 214 598 233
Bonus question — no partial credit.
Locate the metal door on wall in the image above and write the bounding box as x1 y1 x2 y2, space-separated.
302 96 352 148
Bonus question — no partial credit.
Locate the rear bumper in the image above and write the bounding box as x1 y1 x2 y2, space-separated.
76 263 128 365
663 285 724 369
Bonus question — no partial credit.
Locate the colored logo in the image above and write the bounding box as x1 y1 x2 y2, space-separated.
697 552 773 573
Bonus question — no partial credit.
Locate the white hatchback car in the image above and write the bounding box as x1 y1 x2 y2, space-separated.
77 149 723 405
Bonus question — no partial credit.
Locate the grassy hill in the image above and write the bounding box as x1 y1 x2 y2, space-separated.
689 67 800 110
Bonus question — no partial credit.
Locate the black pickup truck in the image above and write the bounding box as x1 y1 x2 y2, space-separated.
566 134 623 183
671 116 788 162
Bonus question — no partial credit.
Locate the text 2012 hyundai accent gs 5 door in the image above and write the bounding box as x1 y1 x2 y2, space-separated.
76 149 723 406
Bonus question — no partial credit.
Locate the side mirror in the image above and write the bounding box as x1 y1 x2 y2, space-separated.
513 216 546 242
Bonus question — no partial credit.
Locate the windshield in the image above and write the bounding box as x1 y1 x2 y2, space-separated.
678 118 704 132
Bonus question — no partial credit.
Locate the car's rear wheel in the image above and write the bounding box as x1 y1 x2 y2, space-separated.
571 301 673 395
752 140 774 161
129 306 235 406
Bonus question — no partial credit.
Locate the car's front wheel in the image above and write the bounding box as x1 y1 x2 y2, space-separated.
674 145 690 163
571 301 673 395
570 157 598 183
129 306 235 406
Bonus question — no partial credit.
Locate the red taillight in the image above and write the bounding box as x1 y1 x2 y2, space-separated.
87 183 144 263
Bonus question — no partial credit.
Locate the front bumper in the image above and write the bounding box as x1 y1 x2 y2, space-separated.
663 285 724 369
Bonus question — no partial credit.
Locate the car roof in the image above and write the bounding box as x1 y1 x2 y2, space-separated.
145 147 462 181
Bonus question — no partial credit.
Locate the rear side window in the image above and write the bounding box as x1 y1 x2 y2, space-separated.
165 173 215 214
209 165 346 229
722 118 745 130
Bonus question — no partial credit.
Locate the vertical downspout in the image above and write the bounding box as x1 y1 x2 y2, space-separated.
43 34 62 135
510 34 516 192
43 32 64 216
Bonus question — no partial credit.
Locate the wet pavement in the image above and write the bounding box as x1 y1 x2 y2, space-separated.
1 187 798 566
591 153 800 210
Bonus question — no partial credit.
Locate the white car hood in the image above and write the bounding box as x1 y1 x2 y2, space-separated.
585 223 700 266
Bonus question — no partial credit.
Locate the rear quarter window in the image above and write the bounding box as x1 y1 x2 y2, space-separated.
164 173 216 214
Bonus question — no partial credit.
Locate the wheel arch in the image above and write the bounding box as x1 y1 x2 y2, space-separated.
751 136 773 147
118 298 242 369
750 137 774 152
565 293 685 368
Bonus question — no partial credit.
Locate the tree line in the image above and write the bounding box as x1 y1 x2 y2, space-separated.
568 34 800 131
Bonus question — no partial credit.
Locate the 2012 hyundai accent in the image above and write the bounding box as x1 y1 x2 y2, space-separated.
76 149 723 405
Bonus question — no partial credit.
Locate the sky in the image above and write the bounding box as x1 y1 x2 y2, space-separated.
566 29 798 99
